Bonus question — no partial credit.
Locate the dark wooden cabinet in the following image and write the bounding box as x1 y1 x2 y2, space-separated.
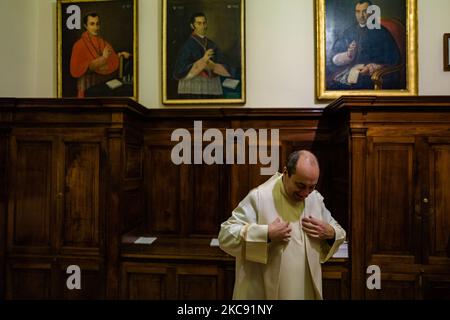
6 97 448 300
7 130 105 255
329 96 450 299
0 98 147 299
0 98 358 300
5 129 106 298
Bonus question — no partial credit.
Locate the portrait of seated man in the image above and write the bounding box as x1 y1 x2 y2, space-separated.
326 0 403 90
70 12 133 97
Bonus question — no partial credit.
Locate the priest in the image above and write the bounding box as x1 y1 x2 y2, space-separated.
219 150 346 299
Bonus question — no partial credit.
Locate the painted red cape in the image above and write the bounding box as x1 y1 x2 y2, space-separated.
70 31 119 78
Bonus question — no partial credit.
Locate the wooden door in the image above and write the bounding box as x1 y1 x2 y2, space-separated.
364 136 421 299
366 136 420 266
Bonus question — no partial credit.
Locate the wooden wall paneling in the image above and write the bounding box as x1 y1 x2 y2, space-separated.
124 144 143 180
105 127 124 299
327 110 350 237
349 127 367 299
328 96 450 299
6 259 53 299
176 264 223 300
122 188 145 233
422 274 450 299
57 258 105 299
414 136 429 265
427 138 450 262
121 262 175 299
7 134 57 255
223 263 235 299
329 139 349 236
322 266 350 300
61 140 102 255
122 126 145 234
191 163 223 236
146 144 183 235
1 99 355 300
0 128 9 298
367 136 417 264
365 273 421 300
230 161 250 211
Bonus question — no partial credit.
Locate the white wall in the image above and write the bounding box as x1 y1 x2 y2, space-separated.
418 0 450 95
0 0 39 97
1 0 450 108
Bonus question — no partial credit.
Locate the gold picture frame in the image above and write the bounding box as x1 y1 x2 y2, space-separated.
315 0 418 100
162 0 245 105
444 33 450 71
57 0 138 99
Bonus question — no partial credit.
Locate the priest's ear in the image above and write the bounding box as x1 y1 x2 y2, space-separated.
282 166 288 175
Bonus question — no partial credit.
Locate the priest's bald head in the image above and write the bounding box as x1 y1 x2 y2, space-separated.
282 150 319 203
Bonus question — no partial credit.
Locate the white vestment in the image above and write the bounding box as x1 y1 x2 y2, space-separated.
218 172 346 300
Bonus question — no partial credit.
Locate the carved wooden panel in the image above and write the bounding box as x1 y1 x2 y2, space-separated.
9 140 53 251
146 146 182 234
223 265 235 299
365 273 420 300
62 143 100 249
58 260 104 299
423 274 450 299
176 265 221 300
7 261 52 299
122 189 144 233
322 269 350 300
125 144 142 179
428 141 450 259
191 164 225 235
121 263 170 299
178 274 218 300
368 139 416 258
0 132 6 299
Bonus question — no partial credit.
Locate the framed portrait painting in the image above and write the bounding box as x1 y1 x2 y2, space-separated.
57 0 137 99
315 0 418 100
163 0 245 105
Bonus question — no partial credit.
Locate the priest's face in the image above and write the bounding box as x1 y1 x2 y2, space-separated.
282 163 319 203
191 16 207 37
355 2 370 26
85 16 100 36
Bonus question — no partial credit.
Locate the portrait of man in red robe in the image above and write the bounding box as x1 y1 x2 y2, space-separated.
58 0 136 98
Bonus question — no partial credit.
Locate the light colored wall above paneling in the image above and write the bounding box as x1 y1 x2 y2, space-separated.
1 0 450 108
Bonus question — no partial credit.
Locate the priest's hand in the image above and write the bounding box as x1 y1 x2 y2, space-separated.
301 216 335 240
268 217 291 242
